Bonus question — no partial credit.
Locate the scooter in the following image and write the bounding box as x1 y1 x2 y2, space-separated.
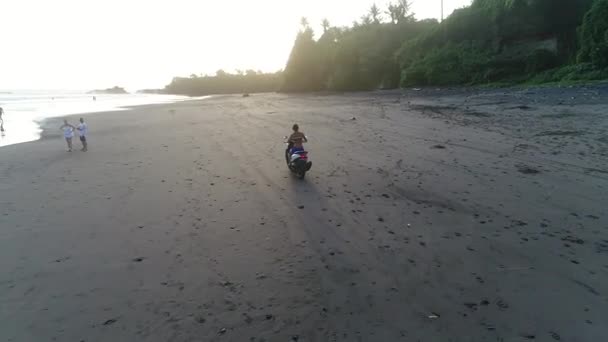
284 138 312 179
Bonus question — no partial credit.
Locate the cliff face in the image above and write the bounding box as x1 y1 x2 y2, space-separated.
88 86 128 94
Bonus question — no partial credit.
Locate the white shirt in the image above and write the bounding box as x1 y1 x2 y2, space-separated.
77 123 88 137
63 126 74 138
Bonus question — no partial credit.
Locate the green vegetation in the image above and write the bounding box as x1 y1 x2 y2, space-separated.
281 0 607 91
163 70 282 96
577 0 608 68
88 86 128 94
164 0 608 95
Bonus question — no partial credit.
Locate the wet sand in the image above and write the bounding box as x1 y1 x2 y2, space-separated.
1 86 607 341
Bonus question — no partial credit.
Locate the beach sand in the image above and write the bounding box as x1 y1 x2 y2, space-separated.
1 86 607 341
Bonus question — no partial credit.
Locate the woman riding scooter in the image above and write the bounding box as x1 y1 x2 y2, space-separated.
285 124 307 163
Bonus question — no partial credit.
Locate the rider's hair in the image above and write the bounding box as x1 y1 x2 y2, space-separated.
292 124 299 131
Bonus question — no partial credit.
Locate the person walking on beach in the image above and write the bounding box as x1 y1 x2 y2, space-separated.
60 119 76 152
77 118 88 151
0 107 4 132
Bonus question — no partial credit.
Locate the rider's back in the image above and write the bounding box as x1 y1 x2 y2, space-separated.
289 131 306 147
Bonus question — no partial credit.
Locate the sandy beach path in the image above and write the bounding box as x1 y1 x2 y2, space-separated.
1 88 607 341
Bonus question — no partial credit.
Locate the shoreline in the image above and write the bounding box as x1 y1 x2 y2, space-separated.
0 93 198 148
37 97 216 140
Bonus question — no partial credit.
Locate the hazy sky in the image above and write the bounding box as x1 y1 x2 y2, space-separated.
1 0 471 90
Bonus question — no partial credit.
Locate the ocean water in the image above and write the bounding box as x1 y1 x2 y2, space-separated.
0 90 189 147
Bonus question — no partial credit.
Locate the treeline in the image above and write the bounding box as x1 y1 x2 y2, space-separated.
163 70 282 96
282 0 608 91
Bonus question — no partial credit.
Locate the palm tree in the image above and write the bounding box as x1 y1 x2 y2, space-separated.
399 0 412 16
300 17 309 30
361 14 372 26
370 3 381 24
387 3 404 24
322 18 330 33
387 0 413 24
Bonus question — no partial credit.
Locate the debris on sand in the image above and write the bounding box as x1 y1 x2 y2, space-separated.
536 130 583 137
516 164 541 175
242 93 250 97
496 299 509 310
562 236 584 245
550 332 561 340
102 318 118 326
464 302 478 311
431 144 447 149
508 105 532 110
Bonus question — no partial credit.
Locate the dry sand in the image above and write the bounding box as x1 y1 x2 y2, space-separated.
1 85 607 341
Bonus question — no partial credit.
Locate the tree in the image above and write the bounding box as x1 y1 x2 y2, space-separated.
164 71 283 96
398 0 412 18
322 18 331 33
577 0 608 68
361 14 372 26
279 0 601 92
387 0 413 24
387 3 403 24
282 26 324 92
370 4 382 24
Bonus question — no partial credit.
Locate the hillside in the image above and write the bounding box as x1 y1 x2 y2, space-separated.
281 0 608 91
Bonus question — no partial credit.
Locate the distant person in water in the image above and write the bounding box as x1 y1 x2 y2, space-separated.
77 117 88 151
60 119 76 152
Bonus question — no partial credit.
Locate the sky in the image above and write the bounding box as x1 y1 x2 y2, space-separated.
0 0 472 91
